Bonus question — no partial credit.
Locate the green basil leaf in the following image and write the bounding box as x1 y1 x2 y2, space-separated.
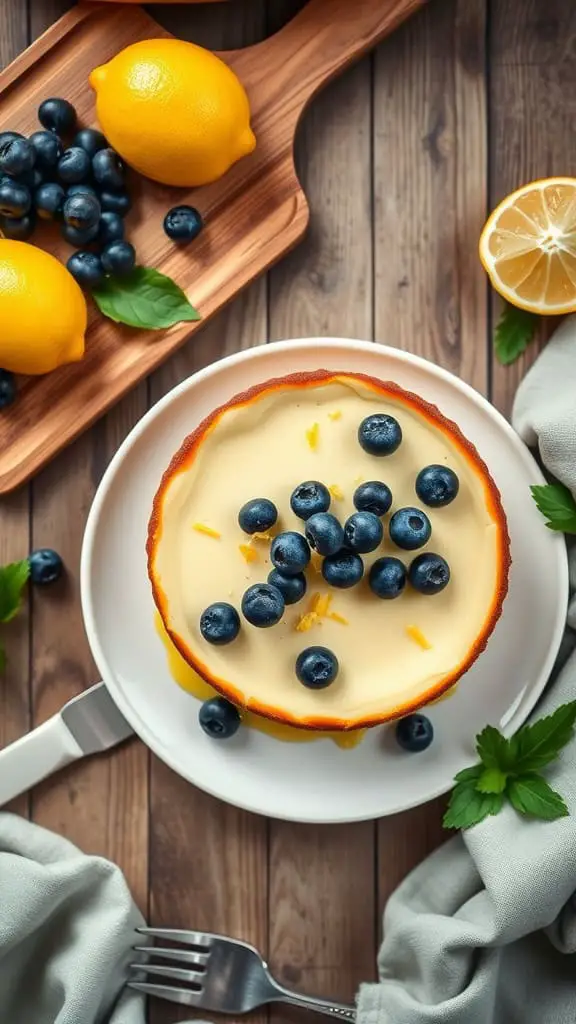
0 560 30 623
530 484 576 533
494 302 539 365
507 774 569 821
93 267 201 330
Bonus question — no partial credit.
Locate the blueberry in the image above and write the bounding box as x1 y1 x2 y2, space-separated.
92 148 125 190
1 213 35 240
369 557 406 599
28 548 64 585
0 132 23 147
270 531 310 576
34 182 65 220
61 222 99 247
305 512 344 557
199 697 241 739
0 137 35 178
38 98 77 136
66 251 105 289
67 183 98 200
322 551 364 589
415 464 460 508
290 480 331 520
395 714 434 753
63 192 101 230
295 646 339 689
163 204 203 243
389 507 431 551
267 569 307 606
241 583 285 627
343 511 383 554
97 211 125 245
58 147 91 184
0 180 31 218
29 130 63 171
408 552 450 595
18 167 44 191
358 414 402 456
0 369 16 409
101 240 136 277
353 480 392 517
73 128 108 158
99 189 132 217
199 602 241 645
238 498 278 534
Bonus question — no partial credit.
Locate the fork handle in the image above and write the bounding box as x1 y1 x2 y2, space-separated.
275 992 356 1020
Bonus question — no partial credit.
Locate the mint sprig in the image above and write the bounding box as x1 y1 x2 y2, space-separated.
0 560 30 670
443 701 576 830
93 267 201 330
531 483 576 533
494 302 539 365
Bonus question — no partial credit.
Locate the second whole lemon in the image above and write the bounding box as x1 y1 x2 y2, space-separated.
0 241 87 375
89 39 256 188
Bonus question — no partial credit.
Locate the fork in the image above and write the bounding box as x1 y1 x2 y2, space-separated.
129 927 356 1020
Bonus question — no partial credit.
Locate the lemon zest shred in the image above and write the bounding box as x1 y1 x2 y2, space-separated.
306 422 320 450
328 484 344 501
239 543 258 563
316 593 332 617
329 611 349 626
296 611 319 633
406 625 432 650
193 523 221 539
251 531 272 542
310 551 323 574
328 410 342 421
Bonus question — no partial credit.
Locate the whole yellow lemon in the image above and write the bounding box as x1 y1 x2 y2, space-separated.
89 39 256 188
0 241 87 375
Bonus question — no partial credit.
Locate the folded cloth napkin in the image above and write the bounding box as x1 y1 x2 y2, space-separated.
357 314 576 1024
0 812 145 1024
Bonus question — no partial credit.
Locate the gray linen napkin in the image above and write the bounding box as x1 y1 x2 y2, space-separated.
357 314 576 1024
0 811 145 1024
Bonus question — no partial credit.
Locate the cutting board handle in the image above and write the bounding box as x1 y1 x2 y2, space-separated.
256 0 426 119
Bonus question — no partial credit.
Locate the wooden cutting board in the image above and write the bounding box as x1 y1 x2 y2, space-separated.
0 0 425 494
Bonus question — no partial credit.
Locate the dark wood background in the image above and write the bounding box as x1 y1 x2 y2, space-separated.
1 1 575 1021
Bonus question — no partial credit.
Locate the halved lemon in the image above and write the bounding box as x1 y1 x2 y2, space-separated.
479 177 576 314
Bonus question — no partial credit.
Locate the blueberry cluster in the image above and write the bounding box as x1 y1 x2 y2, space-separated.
197 417 460 746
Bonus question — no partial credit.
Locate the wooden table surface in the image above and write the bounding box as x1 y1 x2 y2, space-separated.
1 1 575 1021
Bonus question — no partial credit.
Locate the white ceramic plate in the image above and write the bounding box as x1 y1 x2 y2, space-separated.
80 339 569 824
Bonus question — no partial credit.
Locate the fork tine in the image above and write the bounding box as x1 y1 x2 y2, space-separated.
129 963 204 985
133 945 209 967
128 981 203 1008
136 927 215 949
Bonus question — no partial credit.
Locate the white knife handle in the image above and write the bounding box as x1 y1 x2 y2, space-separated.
0 715 84 806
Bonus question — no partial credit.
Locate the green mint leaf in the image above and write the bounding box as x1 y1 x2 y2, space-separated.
494 302 539 365
476 724 512 771
0 560 30 623
476 766 508 794
443 782 504 830
93 267 201 331
511 700 576 774
530 483 576 534
453 764 483 785
507 774 569 821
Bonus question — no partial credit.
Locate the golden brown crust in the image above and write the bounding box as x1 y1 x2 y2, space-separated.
147 369 511 730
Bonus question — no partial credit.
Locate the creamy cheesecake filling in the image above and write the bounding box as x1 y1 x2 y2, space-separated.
149 374 508 729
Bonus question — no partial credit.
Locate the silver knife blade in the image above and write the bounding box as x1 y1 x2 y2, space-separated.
61 682 134 754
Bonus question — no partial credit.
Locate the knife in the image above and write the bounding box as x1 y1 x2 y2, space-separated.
0 682 134 807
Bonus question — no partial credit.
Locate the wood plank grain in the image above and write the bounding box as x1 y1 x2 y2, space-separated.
28 2 149 917
489 0 576 416
372 0 487 934
267 3 377 1016
147 10 270 1024
0 0 31 820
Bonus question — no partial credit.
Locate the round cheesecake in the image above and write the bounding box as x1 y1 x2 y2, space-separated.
147 370 510 730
